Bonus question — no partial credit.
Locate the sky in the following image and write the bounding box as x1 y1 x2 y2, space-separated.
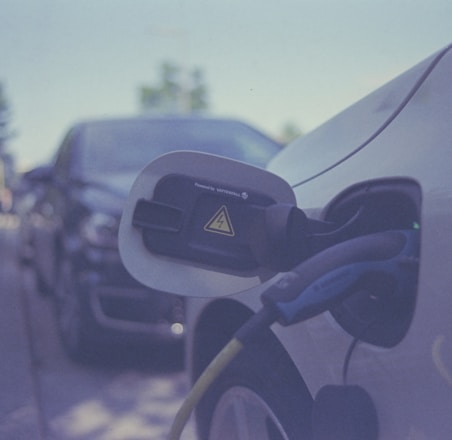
1 0 452 170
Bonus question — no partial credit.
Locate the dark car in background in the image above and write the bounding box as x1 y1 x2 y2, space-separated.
26 115 281 360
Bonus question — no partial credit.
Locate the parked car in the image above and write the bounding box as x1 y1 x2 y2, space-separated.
14 164 53 265
26 115 281 360
119 44 452 438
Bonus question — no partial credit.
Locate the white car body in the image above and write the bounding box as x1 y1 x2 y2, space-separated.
186 44 452 439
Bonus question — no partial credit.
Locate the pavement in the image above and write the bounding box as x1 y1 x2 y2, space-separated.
0 216 196 440
0 218 42 438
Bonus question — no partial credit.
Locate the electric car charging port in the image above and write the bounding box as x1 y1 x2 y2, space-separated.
322 177 421 347
119 152 424 438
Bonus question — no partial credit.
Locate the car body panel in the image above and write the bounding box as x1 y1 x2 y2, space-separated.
270 46 448 188
186 44 452 438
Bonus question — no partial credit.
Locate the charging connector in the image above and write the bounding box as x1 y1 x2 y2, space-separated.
167 229 419 439
261 229 418 326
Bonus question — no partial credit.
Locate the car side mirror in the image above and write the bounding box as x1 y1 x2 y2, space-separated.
119 151 299 297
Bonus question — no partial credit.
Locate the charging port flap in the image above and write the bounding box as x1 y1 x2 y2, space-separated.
119 151 297 297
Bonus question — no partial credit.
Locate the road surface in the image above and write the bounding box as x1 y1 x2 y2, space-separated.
0 214 196 440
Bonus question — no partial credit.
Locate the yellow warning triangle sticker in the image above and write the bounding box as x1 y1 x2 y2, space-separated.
204 205 235 236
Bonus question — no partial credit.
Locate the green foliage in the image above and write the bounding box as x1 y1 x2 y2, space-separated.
0 83 9 112
0 82 15 193
190 67 209 111
280 122 303 144
0 82 12 149
140 61 209 114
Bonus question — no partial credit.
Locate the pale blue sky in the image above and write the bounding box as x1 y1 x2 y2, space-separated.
2 0 452 169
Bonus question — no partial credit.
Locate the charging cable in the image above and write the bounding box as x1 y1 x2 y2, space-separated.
168 229 419 439
167 307 276 440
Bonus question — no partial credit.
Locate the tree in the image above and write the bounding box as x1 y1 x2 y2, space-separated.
280 121 303 144
139 61 209 114
0 82 12 153
0 82 15 211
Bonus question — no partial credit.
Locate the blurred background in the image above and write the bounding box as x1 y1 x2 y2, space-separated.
2 0 452 174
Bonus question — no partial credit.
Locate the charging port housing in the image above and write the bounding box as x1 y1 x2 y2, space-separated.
322 178 421 347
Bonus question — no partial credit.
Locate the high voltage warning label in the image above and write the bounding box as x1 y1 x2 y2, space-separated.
204 205 235 236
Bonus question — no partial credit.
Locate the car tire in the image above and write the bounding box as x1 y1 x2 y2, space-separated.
195 327 313 440
54 256 92 361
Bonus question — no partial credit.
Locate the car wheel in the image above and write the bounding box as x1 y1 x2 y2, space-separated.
196 327 313 440
54 257 92 360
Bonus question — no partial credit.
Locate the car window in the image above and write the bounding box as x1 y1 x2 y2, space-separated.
53 128 79 180
78 119 281 178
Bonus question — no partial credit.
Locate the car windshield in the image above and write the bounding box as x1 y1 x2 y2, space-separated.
78 119 280 177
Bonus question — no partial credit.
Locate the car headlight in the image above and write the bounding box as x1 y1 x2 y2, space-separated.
81 212 119 248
